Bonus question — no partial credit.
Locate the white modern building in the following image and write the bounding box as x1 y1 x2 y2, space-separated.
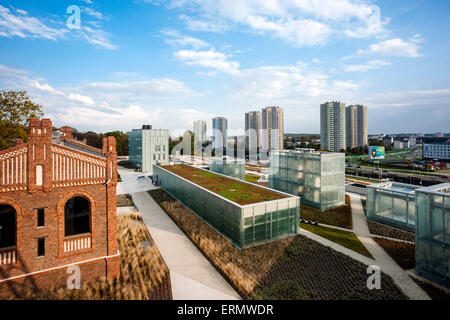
245 111 262 151
422 137 450 161
193 120 207 144
320 101 346 152
212 117 228 151
193 120 207 157
261 106 284 152
346 104 368 149
128 125 169 174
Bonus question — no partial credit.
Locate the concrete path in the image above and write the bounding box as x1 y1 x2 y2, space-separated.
349 196 430 300
131 191 240 300
117 167 159 195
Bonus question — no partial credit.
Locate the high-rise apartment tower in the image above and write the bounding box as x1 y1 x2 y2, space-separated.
320 101 346 152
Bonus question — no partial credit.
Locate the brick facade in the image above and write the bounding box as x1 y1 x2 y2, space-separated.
0 119 119 298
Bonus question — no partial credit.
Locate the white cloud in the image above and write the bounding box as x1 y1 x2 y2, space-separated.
179 14 228 33
162 29 209 49
343 60 391 72
0 5 68 40
0 64 202 132
0 5 116 50
82 7 104 20
174 49 240 74
357 35 424 58
228 64 358 103
78 26 117 50
68 93 95 105
149 0 389 46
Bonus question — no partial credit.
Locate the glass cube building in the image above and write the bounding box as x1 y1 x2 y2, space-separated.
269 149 345 210
209 157 245 180
153 164 300 249
415 183 450 288
366 182 419 232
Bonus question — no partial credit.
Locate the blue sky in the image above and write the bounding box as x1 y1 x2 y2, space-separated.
0 0 449 135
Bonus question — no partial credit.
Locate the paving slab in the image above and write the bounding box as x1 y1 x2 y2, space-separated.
117 168 159 195
349 196 430 300
131 191 240 300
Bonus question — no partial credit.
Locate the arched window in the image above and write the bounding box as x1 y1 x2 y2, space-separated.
64 196 91 237
0 205 16 248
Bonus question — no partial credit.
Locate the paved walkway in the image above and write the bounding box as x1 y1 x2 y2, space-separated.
348 196 430 300
131 191 240 300
117 167 158 195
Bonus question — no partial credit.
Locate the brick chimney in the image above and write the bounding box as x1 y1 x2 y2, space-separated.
12 138 24 147
59 127 72 141
27 118 53 192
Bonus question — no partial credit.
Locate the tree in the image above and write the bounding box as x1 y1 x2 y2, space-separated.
105 131 128 156
0 90 44 150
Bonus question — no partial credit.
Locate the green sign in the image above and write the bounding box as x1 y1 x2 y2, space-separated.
369 146 385 160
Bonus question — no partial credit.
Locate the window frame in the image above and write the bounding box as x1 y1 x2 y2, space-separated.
37 208 45 228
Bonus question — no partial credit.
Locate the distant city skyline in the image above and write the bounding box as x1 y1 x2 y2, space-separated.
0 1 449 134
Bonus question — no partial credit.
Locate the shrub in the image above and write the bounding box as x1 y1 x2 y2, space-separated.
19 214 171 300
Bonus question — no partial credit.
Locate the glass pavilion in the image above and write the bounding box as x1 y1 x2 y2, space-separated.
269 149 345 210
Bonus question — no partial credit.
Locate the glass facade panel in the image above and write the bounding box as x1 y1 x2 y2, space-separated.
366 182 418 232
269 149 345 210
154 165 300 249
209 158 245 180
415 184 450 289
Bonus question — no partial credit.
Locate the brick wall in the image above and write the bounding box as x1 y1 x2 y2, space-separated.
0 118 119 298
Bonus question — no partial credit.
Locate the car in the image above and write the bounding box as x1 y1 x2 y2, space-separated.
383 170 389 173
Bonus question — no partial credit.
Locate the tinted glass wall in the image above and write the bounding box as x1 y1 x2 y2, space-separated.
269 150 345 210
209 158 245 180
415 185 450 288
366 183 418 232
154 165 300 249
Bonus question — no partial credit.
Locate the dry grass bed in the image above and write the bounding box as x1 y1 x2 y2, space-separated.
22 214 171 300
367 220 415 242
160 164 286 205
116 194 134 207
373 237 415 270
300 195 353 229
149 189 407 300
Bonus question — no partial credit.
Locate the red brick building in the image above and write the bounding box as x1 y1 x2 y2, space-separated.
0 118 119 298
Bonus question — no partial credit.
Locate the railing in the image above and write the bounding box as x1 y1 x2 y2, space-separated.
0 247 17 266
63 234 92 253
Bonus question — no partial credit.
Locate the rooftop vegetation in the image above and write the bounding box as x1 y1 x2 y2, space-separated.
160 164 287 205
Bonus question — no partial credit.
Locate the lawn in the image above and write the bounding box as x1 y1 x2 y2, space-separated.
373 237 415 270
245 174 261 183
18 213 171 300
300 195 353 229
159 164 287 205
300 222 373 259
149 188 407 300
